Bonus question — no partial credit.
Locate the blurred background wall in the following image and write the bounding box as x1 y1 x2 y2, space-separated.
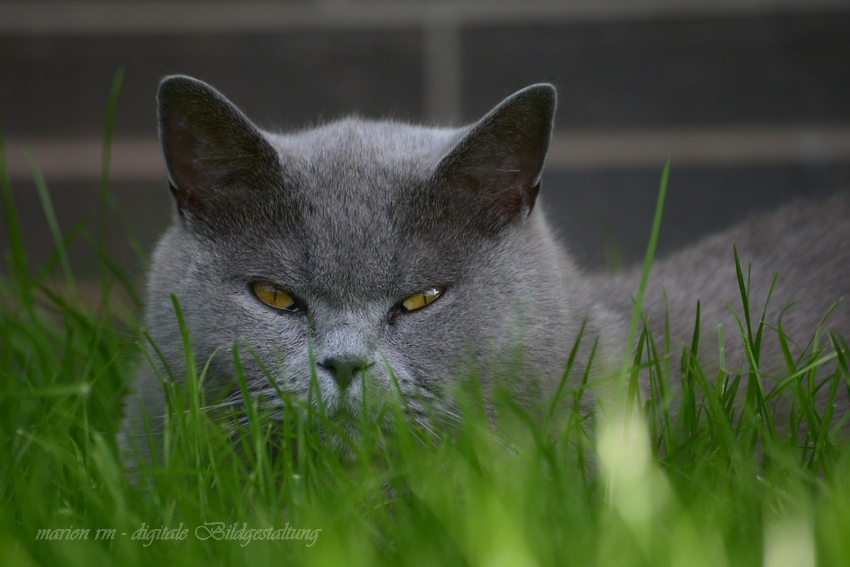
1 0 849 286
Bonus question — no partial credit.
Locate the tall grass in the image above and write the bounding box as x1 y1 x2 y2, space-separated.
1 84 849 566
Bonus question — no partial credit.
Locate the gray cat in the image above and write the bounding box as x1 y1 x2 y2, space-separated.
122 75 849 456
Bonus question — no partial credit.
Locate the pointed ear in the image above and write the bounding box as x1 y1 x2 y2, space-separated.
157 75 281 220
433 84 556 230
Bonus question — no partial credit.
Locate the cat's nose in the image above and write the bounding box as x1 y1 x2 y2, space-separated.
317 356 373 389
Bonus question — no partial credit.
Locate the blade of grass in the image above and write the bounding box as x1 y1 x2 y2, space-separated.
0 131 30 284
25 151 76 300
97 68 125 292
619 155 670 398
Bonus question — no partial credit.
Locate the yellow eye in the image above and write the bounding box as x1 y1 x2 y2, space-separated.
402 287 443 312
252 282 296 311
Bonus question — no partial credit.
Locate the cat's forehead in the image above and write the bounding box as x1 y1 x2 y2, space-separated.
269 118 462 184
255 119 467 300
267 117 461 236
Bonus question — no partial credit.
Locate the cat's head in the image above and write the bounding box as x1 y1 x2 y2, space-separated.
148 75 576 449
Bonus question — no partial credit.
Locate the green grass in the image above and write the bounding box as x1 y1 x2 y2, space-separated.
2 95 850 567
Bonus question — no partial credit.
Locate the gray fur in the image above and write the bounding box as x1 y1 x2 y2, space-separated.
122 76 848 457
591 193 850 390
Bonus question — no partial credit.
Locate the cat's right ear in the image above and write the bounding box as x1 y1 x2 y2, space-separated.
157 75 281 222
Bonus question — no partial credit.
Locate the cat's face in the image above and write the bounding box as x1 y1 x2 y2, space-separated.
147 76 567 447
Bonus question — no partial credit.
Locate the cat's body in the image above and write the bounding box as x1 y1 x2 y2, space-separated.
122 76 849 456
592 193 850 379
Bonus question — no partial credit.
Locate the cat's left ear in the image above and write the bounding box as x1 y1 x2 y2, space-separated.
434 84 556 229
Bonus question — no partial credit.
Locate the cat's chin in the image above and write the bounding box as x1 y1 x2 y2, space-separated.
322 428 370 463
313 417 395 464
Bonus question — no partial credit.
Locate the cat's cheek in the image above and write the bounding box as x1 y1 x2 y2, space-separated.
230 293 308 364
382 303 470 387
